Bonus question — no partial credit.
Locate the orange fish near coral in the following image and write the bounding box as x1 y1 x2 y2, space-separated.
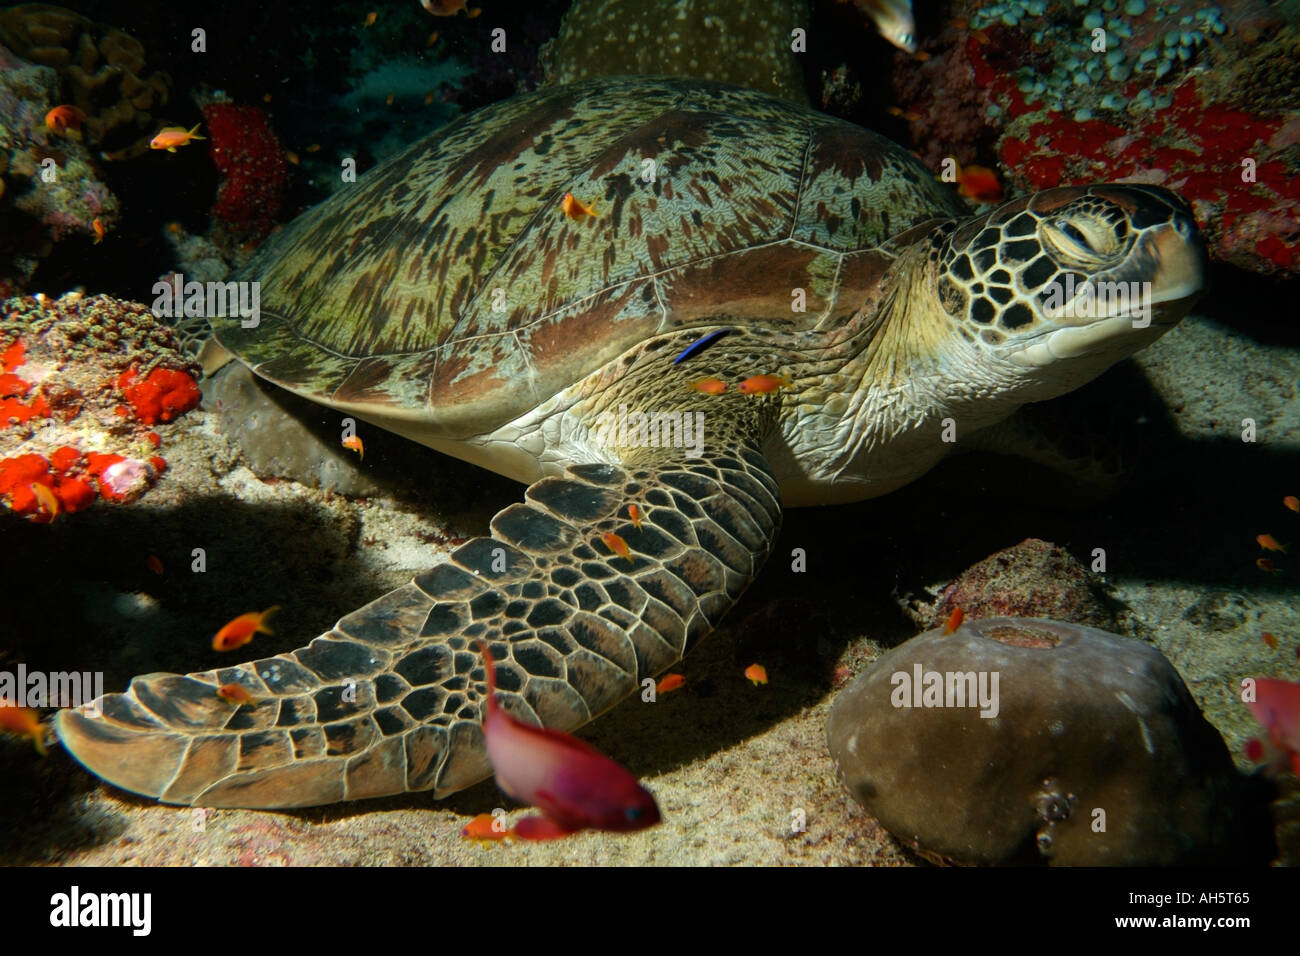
364 11 377 26
217 683 254 704
150 124 204 152
0 701 46 755
627 504 643 530
342 435 364 460
1257 557 1282 574
744 663 768 686
460 812 511 844
690 377 727 395
212 606 278 652
737 374 791 395
656 673 685 694
45 105 86 136
30 482 59 521
886 105 921 122
942 607 964 635
952 159 1003 203
145 554 164 575
1257 534 1287 553
1263 633 1278 650
561 192 599 221
600 531 632 563
92 218 105 244
1285 496 1300 513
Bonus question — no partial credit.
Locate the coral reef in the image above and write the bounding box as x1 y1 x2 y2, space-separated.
197 97 290 254
827 617 1276 865
0 42 119 283
891 0 1300 275
0 3 171 160
541 0 810 104
921 537 1124 632
0 293 199 521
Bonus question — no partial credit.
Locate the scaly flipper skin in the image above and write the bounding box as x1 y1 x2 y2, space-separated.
56 440 780 808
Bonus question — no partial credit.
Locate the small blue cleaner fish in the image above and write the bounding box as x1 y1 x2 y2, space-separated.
853 0 917 53
673 328 731 365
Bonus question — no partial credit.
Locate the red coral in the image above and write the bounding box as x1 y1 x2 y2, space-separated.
116 367 200 425
200 102 290 249
1 340 25 372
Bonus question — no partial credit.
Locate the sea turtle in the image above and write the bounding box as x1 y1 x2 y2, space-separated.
56 76 1205 809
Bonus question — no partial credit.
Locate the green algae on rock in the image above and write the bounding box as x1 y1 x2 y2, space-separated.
827 617 1275 865
541 0 811 104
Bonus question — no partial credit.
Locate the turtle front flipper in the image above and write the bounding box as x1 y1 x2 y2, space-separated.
56 448 780 808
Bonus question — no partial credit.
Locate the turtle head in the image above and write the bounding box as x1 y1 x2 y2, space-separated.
927 184 1206 399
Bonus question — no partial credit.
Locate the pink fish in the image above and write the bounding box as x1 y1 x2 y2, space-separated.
1245 677 1300 777
477 641 661 840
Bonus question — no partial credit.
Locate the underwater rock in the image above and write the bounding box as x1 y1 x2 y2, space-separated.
204 361 388 498
0 3 171 161
541 0 810 104
827 617 1276 865
927 538 1123 632
0 293 199 521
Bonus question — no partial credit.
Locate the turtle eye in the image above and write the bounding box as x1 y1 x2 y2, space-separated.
1057 220 1092 252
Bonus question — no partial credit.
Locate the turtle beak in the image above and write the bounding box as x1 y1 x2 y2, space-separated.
1142 210 1207 322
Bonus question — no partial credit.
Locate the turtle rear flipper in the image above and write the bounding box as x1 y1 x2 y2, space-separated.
56 448 781 808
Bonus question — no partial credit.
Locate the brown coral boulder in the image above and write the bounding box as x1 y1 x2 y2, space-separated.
827 617 1275 865
929 538 1122 632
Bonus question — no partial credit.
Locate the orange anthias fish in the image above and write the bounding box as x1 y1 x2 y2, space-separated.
477 641 660 840
600 531 632 563
561 192 599 221
0 701 46 755
737 374 792 395
1262 633 1277 650
30 482 59 521
1285 496 1300 513
212 606 279 652
942 607 964 635
656 673 685 694
460 812 512 845
954 159 1003 203
217 683 254 704
150 124 205 153
145 554 164 575
1257 557 1282 574
1257 534 1287 553
690 377 727 395
92 218 105 244
1245 678 1300 777
744 663 768 686
627 504 643 530
342 435 364 460
364 11 377 26
45 104 87 136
